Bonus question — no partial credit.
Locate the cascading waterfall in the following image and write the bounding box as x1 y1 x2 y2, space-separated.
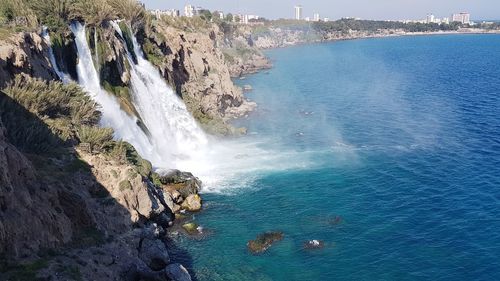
43 21 316 193
69 22 164 164
42 27 70 83
116 22 209 170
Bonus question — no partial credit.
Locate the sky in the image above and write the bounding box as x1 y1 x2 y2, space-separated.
141 0 499 21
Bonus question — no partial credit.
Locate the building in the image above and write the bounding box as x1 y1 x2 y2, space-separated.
323 18 330 22
213 11 225 20
151 9 180 19
294 5 303 20
184 4 194 17
426 14 435 24
184 4 203 18
451 12 470 24
313 13 320 22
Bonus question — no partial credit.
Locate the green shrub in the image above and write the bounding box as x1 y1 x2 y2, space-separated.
119 180 132 191
1 76 100 153
77 126 114 153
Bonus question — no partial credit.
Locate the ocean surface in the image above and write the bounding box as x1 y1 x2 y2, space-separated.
171 34 500 280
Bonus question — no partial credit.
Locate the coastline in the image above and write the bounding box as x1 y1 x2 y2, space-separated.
250 28 500 51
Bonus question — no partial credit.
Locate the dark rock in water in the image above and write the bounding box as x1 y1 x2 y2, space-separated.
303 239 325 250
247 231 284 254
182 222 199 234
139 238 170 271
165 263 192 281
328 215 343 226
157 169 202 198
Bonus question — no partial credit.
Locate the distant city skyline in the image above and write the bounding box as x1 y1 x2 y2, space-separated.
140 0 499 20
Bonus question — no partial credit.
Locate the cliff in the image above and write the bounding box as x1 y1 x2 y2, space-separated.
0 32 58 87
0 78 198 280
138 21 257 132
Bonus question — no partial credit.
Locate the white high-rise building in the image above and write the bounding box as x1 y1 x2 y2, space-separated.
426 14 435 24
313 13 320 22
451 12 470 24
184 4 194 17
294 5 303 20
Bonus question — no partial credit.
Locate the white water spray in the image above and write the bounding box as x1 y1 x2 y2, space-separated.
42 27 70 83
70 22 164 164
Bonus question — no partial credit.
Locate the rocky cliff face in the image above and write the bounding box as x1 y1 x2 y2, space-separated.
0 105 198 279
138 22 257 130
0 32 58 87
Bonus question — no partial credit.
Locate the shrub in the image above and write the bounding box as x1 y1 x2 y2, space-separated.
1 76 100 153
68 0 116 26
77 126 114 153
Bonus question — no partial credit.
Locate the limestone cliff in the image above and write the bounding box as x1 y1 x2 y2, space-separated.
137 22 257 132
0 32 58 87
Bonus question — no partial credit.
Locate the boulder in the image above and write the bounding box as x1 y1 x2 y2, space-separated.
165 263 192 281
247 231 284 254
157 169 202 198
182 222 199 234
181 194 202 212
139 238 170 271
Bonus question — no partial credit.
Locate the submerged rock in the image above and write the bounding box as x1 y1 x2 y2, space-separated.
165 263 192 281
303 239 325 250
182 222 199 234
247 231 284 254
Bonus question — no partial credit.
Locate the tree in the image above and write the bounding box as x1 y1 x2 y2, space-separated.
225 13 233 22
199 9 212 21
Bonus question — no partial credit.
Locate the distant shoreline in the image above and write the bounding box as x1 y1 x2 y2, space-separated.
256 29 500 51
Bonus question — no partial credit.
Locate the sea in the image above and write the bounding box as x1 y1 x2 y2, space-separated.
170 34 500 281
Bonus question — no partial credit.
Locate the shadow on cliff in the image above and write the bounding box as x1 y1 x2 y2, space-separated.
0 91 195 279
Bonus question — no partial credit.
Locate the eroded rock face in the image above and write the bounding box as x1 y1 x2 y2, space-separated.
0 32 58 87
0 116 75 258
140 23 256 123
139 237 170 271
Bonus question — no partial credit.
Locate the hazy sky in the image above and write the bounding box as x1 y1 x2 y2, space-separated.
141 0 499 20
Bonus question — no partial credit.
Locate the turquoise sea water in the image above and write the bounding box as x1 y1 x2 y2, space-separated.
172 35 500 280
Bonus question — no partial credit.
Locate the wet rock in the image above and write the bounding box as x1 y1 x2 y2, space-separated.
247 231 284 254
303 239 325 250
139 238 170 271
165 263 192 281
181 194 202 212
157 169 201 198
182 222 199 234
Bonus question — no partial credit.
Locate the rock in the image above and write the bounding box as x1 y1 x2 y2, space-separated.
165 263 192 281
122 258 166 281
157 169 202 198
303 239 325 250
170 190 183 204
181 194 202 212
247 231 284 254
139 238 170 271
182 222 199 234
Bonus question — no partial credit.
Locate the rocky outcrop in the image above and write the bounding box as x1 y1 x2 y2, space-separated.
139 23 256 124
0 103 192 279
0 32 58 87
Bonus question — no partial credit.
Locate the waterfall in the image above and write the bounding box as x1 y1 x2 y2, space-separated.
70 22 163 164
41 27 70 83
111 22 208 169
